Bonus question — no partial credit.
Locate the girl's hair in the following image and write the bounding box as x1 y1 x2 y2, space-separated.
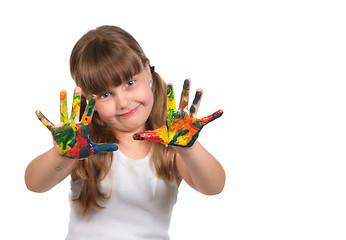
69 25 178 216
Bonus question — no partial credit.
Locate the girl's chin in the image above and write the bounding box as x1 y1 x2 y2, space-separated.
108 121 147 134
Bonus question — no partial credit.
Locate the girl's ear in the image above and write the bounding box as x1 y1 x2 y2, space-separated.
145 64 153 86
145 64 152 77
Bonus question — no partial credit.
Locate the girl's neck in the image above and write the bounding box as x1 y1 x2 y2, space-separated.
116 132 152 160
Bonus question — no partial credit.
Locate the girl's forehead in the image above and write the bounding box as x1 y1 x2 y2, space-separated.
73 42 146 95
81 68 142 96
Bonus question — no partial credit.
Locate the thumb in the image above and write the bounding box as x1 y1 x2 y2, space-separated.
199 109 224 126
35 110 55 132
93 142 118 154
133 130 164 144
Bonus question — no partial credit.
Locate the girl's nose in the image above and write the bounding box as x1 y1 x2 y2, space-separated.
115 91 130 109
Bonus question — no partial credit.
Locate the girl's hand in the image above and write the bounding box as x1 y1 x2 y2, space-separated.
133 79 223 147
35 87 118 159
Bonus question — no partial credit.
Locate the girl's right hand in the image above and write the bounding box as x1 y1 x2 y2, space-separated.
35 87 118 159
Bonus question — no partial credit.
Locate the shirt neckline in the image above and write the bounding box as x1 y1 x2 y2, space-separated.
116 148 152 165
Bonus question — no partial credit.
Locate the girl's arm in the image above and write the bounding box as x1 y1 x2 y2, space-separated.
175 141 225 195
25 146 78 192
133 79 225 194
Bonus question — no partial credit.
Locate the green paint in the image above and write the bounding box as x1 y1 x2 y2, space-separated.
53 123 75 151
190 105 196 115
54 166 63 171
167 85 175 102
193 91 202 105
182 79 190 96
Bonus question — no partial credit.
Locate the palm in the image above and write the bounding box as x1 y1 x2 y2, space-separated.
133 79 223 147
36 88 118 159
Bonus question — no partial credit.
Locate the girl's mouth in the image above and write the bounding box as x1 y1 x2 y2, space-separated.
119 105 140 117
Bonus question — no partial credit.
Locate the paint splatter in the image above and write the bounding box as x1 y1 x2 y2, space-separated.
36 88 118 159
133 79 223 147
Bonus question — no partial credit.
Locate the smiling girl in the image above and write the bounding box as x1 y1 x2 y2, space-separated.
25 25 225 240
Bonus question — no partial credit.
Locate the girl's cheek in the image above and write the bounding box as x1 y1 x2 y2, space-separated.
96 102 116 120
100 108 115 119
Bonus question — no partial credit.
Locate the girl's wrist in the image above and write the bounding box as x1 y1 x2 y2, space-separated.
49 144 80 168
173 141 199 159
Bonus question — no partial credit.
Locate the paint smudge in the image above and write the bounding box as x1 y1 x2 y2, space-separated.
55 166 63 171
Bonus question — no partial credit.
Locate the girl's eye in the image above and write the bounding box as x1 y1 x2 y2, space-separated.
126 80 135 87
100 92 111 99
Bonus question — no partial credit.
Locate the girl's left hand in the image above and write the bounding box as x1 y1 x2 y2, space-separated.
133 79 223 147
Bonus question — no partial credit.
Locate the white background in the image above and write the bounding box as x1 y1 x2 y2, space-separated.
1 0 346 239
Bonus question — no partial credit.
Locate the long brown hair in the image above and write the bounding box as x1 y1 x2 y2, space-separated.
69 25 177 216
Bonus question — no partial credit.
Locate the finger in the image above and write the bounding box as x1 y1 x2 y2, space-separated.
60 90 68 123
133 130 164 144
35 110 55 132
190 89 203 117
71 87 81 122
166 84 176 121
81 95 97 125
93 142 118 154
178 79 190 111
199 109 224 126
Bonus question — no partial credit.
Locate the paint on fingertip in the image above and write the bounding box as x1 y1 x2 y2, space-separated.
182 79 190 97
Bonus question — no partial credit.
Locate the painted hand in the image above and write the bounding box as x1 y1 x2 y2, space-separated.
133 79 223 147
35 87 118 159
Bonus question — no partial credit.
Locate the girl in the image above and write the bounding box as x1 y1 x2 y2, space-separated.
25 25 225 239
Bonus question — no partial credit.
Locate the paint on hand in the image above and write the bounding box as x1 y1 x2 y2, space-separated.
133 79 223 147
60 90 68 123
70 90 81 121
36 88 118 159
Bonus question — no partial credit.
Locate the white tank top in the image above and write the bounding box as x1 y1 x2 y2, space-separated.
66 150 178 240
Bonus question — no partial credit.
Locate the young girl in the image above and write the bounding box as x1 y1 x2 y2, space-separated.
25 25 225 239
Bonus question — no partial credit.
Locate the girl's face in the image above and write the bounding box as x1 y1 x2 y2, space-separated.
94 65 154 134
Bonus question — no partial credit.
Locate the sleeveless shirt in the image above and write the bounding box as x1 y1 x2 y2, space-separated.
66 150 178 240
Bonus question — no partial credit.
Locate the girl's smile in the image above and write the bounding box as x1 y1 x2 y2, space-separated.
118 105 140 117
